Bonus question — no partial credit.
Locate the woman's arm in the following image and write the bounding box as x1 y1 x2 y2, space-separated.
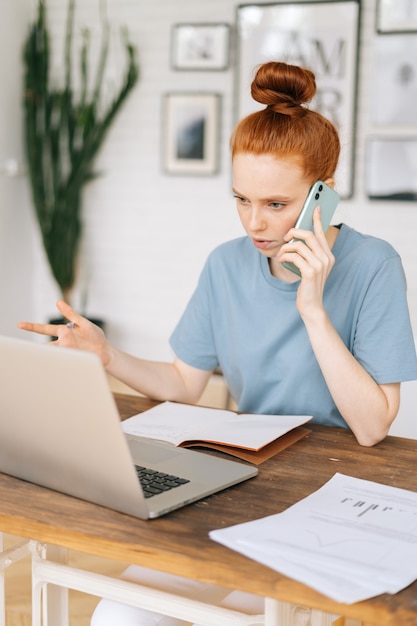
18 300 212 404
278 210 400 446
105 349 212 403
302 308 399 446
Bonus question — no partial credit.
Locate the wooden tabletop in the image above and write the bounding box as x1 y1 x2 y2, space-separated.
1 393 417 625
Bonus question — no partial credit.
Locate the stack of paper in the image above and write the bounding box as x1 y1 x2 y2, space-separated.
210 473 417 604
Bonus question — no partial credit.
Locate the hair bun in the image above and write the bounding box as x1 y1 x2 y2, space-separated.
251 61 316 117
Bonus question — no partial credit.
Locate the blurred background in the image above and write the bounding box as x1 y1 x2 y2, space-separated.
1 0 417 435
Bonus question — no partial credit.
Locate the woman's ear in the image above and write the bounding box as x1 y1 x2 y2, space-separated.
324 177 335 189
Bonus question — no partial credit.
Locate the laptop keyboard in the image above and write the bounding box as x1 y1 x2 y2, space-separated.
135 465 190 499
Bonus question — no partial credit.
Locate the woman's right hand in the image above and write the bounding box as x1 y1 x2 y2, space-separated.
18 300 112 368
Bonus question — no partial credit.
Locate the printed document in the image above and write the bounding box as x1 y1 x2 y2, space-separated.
210 473 417 603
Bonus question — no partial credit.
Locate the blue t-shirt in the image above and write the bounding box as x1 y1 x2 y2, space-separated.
170 225 417 428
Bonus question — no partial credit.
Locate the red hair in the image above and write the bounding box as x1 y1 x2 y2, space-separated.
231 62 340 183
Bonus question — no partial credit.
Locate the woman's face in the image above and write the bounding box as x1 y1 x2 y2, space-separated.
232 153 312 260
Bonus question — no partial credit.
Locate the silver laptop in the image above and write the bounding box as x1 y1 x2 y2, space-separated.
0 335 257 518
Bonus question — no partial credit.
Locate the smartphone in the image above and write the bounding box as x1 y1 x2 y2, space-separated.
282 180 340 277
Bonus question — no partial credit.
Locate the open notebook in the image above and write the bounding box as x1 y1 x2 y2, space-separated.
0 335 257 518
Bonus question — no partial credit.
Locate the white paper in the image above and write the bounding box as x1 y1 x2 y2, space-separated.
210 473 417 604
122 401 312 450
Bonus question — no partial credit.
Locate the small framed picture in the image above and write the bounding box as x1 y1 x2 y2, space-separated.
366 138 417 201
163 93 221 175
171 23 230 70
371 35 417 124
376 0 417 34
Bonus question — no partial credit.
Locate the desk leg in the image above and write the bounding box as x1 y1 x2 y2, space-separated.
31 542 69 626
0 533 31 626
264 598 282 626
0 533 4 626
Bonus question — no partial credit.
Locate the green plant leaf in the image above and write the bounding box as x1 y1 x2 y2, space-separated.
23 0 139 301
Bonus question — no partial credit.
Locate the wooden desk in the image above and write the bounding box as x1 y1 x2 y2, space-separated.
1 393 417 625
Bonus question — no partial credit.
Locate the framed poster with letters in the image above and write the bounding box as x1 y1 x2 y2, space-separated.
236 1 361 198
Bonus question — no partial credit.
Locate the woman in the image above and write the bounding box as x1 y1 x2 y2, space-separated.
19 61 417 625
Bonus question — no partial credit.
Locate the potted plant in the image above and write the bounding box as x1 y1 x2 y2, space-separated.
22 0 138 315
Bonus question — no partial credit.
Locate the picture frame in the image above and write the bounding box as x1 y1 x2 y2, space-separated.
171 23 230 70
366 137 417 201
376 0 417 34
235 1 361 199
163 93 221 175
371 35 417 125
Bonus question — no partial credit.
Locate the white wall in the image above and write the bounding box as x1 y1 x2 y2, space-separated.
28 0 243 358
1 0 417 437
389 380 417 439
0 0 33 338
